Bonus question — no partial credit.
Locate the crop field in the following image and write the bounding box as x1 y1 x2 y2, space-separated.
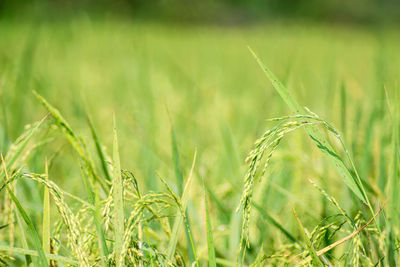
0 17 399 266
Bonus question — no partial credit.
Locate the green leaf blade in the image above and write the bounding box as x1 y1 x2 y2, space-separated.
113 116 125 267
204 183 216 267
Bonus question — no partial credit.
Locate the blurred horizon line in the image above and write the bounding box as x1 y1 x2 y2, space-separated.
1 0 400 26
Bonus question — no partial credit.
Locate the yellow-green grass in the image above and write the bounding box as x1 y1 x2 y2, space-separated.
0 17 399 265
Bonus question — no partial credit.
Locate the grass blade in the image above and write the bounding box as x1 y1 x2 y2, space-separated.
167 150 197 262
198 173 230 222
0 245 78 265
1 155 49 267
170 122 195 262
203 181 216 267
390 93 399 227
386 89 399 265
292 207 323 267
16 213 32 265
252 201 301 246
82 114 110 266
251 244 264 267
171 124 184 196
95 188 110 266
80 164 109 266
113 116 125 267
43 160 50 264
86 112 112 182
340 81 347 140
230 207 241 260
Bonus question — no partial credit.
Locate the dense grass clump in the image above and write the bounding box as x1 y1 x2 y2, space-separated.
0 19 399 266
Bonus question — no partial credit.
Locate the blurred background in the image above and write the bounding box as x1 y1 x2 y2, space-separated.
1 0 400 24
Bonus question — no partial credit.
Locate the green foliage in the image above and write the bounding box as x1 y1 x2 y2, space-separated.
0 20 398 266
204 182 216 267
1 160 48 267
112 117 125 267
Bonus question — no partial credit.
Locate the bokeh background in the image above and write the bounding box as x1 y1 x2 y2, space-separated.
2 0 400 24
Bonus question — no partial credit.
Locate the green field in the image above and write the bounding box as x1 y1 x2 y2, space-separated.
0 17 399 266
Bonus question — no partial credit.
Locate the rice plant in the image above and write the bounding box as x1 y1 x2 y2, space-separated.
0 20 399 266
